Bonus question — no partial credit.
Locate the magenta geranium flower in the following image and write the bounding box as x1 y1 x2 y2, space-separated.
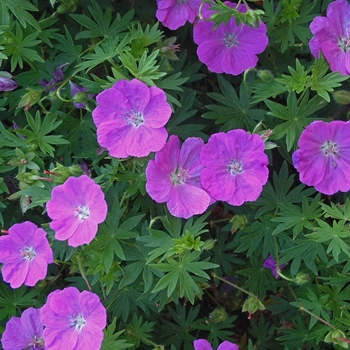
292 120 350 195
40 287 107 350
309 0 350 74
92 79 172 158
194 339 239 350
146 135 211 219
0 221 53 288
46 175 107 247
193 2 268 75
263 255 286 279
1 308 44 350
200 130 269 206
156 0 201 30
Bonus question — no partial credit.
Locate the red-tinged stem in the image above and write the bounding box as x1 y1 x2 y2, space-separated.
1 230 9 234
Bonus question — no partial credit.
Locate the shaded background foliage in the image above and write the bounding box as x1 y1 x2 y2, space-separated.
0 0 350 349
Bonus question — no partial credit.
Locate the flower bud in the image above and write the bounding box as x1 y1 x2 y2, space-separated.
242 296 265 319
324 329 348 348
209 306 228 323
18 89 41 110
51 164 84 184
294 272 309 285
202 239 216 250
0 74 18 91
332 90 350 105
257 69 274 82
230 215 247 233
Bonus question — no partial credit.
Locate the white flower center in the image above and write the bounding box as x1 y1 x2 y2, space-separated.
228 159 243 175
69 314 87 331
28 335 45 349
339 36 350 52
321 140 339 156
171 168 188 185
125 110 144 128
74 205 90 220
20 246 36 261
223 33 238 48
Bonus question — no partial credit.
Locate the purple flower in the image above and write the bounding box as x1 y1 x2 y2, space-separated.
156 0 201 30
92 79 172 158
309 0 350 74
193 2 268 75
200 130 269 206
69 81 94 109
46 175 108 247
1 308 44 350
292 120 350 195
194 339 239 350
39 63 68 92
40 287 107 350
263 255 285 278
0 75 18 91
0 221 53 288
146 135 211 219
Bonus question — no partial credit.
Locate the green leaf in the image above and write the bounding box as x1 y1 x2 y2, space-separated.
119 49 166 85
2 0 40 30
203 76 265 130
306 219 350 262
101 319 132 350
272 194 323 238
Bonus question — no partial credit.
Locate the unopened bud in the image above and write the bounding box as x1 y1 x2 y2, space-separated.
257 69 274 82
202 239 216 250
332 90 350 105
294 272 309 285
209 306 228 323
230 215 247 233
242 296 265 319
324 329 348 348
18 89 41 110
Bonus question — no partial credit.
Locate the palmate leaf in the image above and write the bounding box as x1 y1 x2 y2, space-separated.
150 251 218 304
101 319 132 350
320 198 350 222
119 49 166 85
253 161 315 218
272 0 316 52
71 3 134 40
233 215 278 258
161 304 199 350
2 0 40 30
306 219 350 262
265 91 327 151
272 194 323 238
279 237 328 275
4 23 44 71
203 75 265 130
291 289 331 329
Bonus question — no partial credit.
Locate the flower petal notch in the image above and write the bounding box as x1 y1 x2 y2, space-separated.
292 120 350 195
309 0 350 75
200 130 269 206
1 307 45 350
46 175 108 247
146 135 211 219
0 221 54 288
193 2 268 76
40 287 107 350
92 79 172 158
156 0 201 30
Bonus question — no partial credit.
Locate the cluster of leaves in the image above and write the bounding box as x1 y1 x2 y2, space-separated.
0 0 350 349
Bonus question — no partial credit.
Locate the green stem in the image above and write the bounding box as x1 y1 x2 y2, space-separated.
213 272 259 299
76 254 91 290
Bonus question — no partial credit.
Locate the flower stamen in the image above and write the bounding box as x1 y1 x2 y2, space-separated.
125 110 144 128
171 167 189 185
228 159 243 175
20 246 36 261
